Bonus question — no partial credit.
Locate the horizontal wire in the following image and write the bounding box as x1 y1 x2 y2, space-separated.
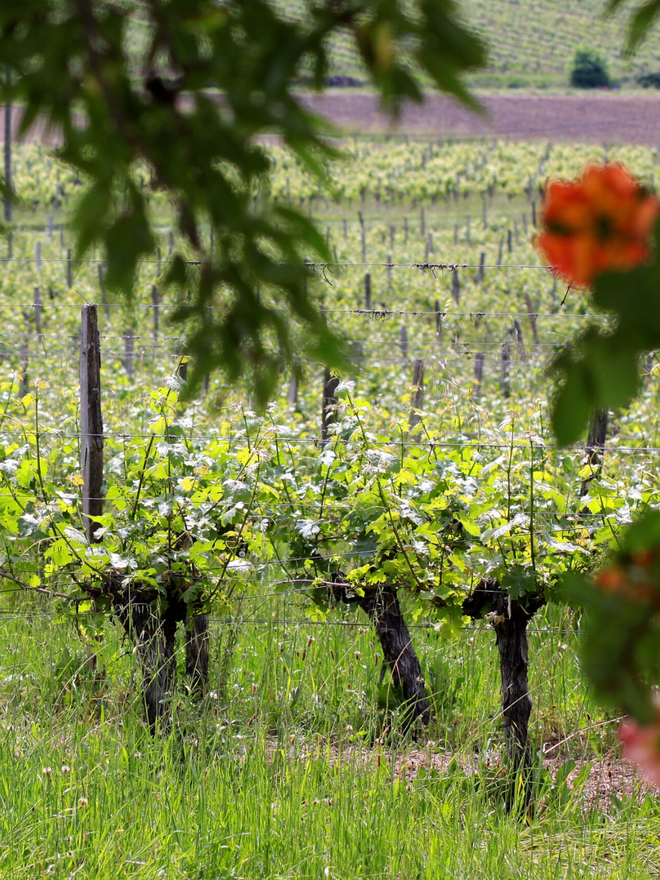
2 428 660 453
0 302 603 319
0 257 553 268
0 343 580 356
0 607 582 636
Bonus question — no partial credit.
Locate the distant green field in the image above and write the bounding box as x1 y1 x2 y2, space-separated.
277 0 660 90
463 0 660 88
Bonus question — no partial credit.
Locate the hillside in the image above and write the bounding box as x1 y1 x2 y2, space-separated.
279 0 660 90
464 0 660 88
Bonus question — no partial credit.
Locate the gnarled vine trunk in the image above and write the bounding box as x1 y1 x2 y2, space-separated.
357 585 430 725
492 593 533 771
463 579 543 783
106 577 209 731
133 606 179 730
185 613 210 694
329 576 430 727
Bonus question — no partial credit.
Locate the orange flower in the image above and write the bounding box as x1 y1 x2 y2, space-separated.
537 164 659 288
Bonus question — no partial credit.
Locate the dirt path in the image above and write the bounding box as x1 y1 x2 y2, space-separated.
301 92 660 144
3 92 658 146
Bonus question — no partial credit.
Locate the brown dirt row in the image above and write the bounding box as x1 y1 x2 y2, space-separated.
3 92 659 146
301 92 660 144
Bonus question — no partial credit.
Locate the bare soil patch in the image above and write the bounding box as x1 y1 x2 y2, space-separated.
268 737 655 813
5 93 659 147
301 92 660 145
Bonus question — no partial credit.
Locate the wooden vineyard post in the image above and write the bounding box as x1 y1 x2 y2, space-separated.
364 273 371 309
473 352 485 399
80 304 104 544
3 68 11 224
124 328 134 380
513 319 526 362
403 216 408 244
287 361 299 407
500 339 511 399
466 215 471 243
409 359 424 431
66 248 72 289
321 368 338 446
152 286 160 340
20 336 29 398
33 286 41 336
35 241 41 273
477 252 485 284
452 269 460 305
358 211 366 263
349 341 364 383
531 200 537 227
400 325 408 363
525 293 539 346
201 306 212 396
497 238 503 266
420 206 425 237
580 409 608 498
98 264 109 319
435 300 443 345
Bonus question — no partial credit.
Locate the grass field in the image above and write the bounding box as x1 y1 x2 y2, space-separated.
2 603 658 880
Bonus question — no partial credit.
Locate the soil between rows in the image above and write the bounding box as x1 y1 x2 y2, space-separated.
300 92 660 144
4 92 660 146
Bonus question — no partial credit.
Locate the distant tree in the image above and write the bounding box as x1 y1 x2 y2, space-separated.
570 49 611 88
636 71 660 87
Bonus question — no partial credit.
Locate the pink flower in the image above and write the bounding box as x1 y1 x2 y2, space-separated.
620 714 660 787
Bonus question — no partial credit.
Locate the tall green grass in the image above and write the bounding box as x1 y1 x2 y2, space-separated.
1 599 658 879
